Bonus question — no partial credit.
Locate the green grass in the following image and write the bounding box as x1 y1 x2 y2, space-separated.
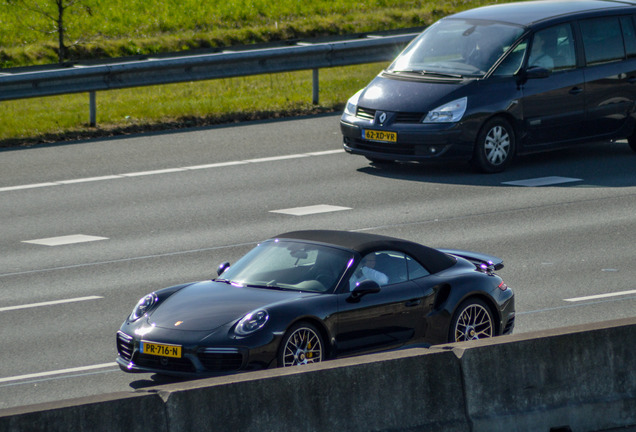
0 0 506 146
0 62 387 145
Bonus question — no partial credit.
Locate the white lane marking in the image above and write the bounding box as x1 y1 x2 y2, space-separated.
0 150 344 193
0 363 117 384
59 175 122 184
0 296 103 312
564 289 636 302
502 176 582 187
0 182 57 191
22 234 109 246
270 204 352 216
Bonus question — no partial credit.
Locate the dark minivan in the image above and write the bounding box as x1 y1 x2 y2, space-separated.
340 0 636 172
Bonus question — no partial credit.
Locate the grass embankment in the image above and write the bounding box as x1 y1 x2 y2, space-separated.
0 0 496 146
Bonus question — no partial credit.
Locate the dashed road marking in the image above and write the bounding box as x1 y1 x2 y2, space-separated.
502 176 582 187
270 204 351 216
22 234 109 246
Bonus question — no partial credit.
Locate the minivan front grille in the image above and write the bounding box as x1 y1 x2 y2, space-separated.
356 107 425 124
356 107 375 121
349 138 417 156
396 112 425 123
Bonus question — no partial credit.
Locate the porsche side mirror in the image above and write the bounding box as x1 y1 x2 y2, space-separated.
217 262 231 276
348 280 381 302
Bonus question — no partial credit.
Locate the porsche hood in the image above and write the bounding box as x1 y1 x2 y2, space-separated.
146 280 315 332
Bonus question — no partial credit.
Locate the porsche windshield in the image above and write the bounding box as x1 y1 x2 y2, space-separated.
217 239 354 293
388 19 524 77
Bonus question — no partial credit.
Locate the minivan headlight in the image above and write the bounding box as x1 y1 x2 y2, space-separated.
344 90 363 116
423 97 467 123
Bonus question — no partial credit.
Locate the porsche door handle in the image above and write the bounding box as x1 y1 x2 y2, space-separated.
405 299 421 307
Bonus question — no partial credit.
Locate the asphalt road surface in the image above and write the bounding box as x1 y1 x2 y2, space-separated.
1 113 634 410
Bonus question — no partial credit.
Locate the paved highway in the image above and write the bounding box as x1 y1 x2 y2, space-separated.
1 114 634 409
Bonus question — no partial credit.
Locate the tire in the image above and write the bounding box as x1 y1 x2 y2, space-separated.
278 322 325 367
448 298 495 343
472 117 516 173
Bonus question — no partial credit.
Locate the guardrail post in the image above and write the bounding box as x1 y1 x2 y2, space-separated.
89 91 97 127
312 68 319 105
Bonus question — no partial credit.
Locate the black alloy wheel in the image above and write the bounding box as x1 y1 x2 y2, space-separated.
449 298 495 342
278 322 325 367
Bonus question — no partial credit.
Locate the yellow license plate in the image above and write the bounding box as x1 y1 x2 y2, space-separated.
364 129 397 143
141 341 182 358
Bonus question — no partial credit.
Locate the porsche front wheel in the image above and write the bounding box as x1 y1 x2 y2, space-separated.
278 322 325 367
449 298 495 342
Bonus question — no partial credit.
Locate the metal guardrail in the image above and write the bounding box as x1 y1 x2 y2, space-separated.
0 32 419 126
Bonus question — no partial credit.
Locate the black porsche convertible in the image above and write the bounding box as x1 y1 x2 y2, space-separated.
117 230 515 376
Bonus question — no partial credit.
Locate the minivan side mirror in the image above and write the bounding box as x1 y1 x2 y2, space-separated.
525 66 551 79
217 261 231 276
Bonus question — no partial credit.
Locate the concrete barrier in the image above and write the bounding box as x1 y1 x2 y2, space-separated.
0 392 167 432
451 317 636 432
1 317 635 432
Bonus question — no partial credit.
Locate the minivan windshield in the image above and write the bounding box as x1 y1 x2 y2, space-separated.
388 19 524 77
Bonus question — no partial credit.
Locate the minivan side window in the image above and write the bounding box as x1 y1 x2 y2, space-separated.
620 16 636 58
580 17 626 64
528 24 576 71
492 39 527 76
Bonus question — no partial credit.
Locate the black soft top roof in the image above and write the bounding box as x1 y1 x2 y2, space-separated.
275 230 456 274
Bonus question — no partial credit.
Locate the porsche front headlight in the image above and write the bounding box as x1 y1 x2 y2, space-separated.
129 293 158 321
235 310 269 336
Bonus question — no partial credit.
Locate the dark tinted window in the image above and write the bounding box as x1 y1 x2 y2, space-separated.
581 17 625 64
493 39 527 76
528 24 576 71
620 16 636 58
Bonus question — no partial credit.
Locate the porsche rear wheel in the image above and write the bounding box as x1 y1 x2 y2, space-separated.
278 322 325 367
449 298 495 342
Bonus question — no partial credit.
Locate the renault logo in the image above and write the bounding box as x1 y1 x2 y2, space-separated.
377 112 387 125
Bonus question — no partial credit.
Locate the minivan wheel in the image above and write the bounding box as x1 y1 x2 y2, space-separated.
472 117 515 173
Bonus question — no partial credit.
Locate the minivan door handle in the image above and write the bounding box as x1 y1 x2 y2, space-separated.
405 299 421 307
569 87 583 95
628 76 636 84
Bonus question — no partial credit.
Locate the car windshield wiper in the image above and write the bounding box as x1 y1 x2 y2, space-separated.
391 69 463 78
214 278 233 285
